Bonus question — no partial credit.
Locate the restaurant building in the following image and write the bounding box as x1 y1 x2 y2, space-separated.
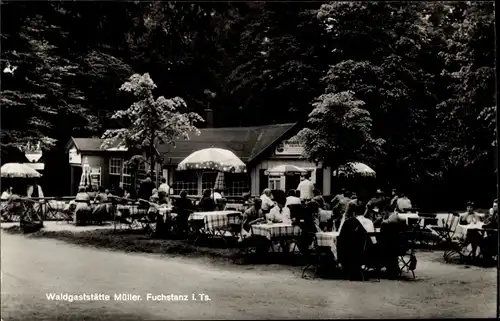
65 138 161 196
67 123 332 197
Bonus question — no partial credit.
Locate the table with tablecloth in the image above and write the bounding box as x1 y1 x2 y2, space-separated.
188 210 241 234
315 231 340 259
251 223 302 240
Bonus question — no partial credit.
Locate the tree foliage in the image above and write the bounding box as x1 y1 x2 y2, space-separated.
0 1 495 205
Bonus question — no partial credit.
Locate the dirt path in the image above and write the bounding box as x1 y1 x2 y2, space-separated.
1 231 497 320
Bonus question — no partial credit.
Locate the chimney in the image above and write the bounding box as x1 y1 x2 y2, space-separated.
205 109 214 128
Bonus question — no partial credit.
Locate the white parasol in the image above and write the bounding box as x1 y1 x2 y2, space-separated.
0 163 42 178
334 162 376 177
177 148 247 173
265 165 307 176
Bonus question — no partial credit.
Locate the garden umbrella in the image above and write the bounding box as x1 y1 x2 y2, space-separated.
334 162 376 177
0 163 42 178
265 164 307 176
177 148 246 173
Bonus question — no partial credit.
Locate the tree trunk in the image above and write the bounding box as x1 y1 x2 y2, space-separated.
150 130 155 179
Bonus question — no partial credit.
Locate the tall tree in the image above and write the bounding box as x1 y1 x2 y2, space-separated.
101 73 204 171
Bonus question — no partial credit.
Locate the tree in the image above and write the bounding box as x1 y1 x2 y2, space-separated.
101 73 204 173
295 91 384 171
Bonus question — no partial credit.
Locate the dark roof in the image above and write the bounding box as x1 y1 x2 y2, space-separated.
68 138 105 152
158 123 297 165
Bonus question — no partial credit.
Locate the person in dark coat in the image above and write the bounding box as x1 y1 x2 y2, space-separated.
198 189 216 212
138 173 156 200
174 190 194 235
337 211 367 281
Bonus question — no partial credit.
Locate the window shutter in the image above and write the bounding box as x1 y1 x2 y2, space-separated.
259 169 268 194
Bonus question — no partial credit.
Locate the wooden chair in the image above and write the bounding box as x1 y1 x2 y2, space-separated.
397 230 418 279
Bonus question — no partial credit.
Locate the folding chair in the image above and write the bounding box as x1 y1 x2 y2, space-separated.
361 232 382 282
397 230 418 279
233 225 270 264
188 218 206 245
443 226 482 264
217 212 243 247
432 212 460 247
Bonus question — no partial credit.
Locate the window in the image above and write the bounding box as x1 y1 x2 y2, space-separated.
269 176 283 190
122 175 133 190
173 171 198 196
110 158 122 175
226 173 249 196
202 172 217 193
123 162 133 176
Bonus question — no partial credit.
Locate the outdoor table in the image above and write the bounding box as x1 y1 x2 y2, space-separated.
252 223 302 252
315 231 340 259
188 210 241 236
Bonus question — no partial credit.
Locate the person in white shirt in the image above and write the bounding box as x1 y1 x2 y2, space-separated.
1 187 13 200
395 193 412 212
260 188 275 213
211 188 223 201
285 189 301 207
158 177 170 204
296 174 314 202
266 202 291 224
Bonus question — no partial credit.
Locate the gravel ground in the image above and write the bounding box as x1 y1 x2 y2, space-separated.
1 222 498 320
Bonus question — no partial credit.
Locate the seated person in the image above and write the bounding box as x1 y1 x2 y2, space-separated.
338 194 363 232
266 200 291 224
211 189 223 202
75 186 91 226
459 201 483 225
336 210 368 281
242 198 265 233
378 212 409 278
396 192 412 212
484 199 498 229
150 188 160 203
285 189 302 207
198 189 216 212
332 190 352 230
260 188 275 214
312 189 326 209
174 190 194 235
458 201 483 259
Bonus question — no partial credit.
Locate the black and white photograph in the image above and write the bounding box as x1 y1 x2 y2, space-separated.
0 1 498 320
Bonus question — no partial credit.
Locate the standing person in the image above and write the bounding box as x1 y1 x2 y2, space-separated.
331 188 347 208
260 188 275 214
27 179 44 198
138 173 156 200
158 177 170 204
296 174 314 202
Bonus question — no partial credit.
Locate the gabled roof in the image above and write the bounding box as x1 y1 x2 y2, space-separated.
158 123 298 166
66 137 128 153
